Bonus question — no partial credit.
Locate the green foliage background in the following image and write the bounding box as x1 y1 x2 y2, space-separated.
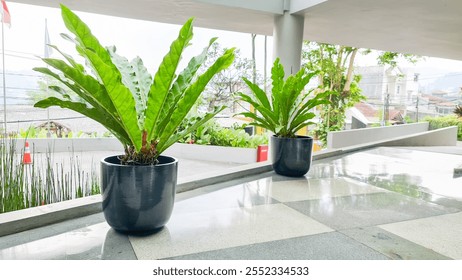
425 115 462 140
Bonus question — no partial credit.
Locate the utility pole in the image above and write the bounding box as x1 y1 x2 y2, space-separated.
251 34 257 85
1 12 6 137
384 92 390 125
382 85 390 126
263 35 267 92
414 73 420 122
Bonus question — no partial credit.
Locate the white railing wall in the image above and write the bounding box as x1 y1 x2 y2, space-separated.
327 122 430 149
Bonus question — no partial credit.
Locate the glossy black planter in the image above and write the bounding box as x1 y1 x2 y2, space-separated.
271 135 313 177
101 155 178 233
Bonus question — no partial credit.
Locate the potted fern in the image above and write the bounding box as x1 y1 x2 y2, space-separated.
33 5 235 233
237 58 328 177
455 105 462 119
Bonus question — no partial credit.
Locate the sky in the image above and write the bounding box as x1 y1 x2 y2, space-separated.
2 2 462 86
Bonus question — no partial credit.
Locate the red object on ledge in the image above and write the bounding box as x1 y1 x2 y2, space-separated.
257 145 268 162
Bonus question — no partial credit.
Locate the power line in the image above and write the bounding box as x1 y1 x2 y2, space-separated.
4 49 41 56
0 86 41 91
3 53 41 61
5 116 88 124
0 52 41 61
0 96 34 101
0 72 42 78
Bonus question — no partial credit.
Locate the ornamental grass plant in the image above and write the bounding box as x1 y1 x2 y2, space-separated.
0 138 99 214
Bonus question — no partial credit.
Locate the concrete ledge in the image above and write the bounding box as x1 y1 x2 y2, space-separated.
177 161 272 192
165 143 259 164
312 148 344 160
381 126 458 147
327 122 429 149
340 126 458 154
0 196 102 237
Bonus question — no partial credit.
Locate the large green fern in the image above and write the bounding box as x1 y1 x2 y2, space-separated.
236 58 329 138
34 5 235 165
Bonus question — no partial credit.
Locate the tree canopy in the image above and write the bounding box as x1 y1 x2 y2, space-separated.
302 41 421 145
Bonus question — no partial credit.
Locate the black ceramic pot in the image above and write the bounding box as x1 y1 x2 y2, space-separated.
271 135 313 177
101 155 178 233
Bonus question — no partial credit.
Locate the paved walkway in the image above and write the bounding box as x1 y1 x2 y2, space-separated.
28 150 242 179
1 146 462 260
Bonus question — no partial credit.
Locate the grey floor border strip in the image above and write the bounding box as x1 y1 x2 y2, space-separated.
339 226 452 260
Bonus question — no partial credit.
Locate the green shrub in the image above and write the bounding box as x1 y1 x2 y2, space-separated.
209 126 268 148
425 115 462 141
178 115 268 148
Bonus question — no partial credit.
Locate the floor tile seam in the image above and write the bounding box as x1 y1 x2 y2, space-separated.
376 219 461 260
333 212 461 232
312 184 462 212
371 226 454 260
377 210 462 228
278 190 389 205
156 231 344 260
272 203 336 236
0 214 108 251
337 226 452 260
345 226 454 260
337 227 395 259
392 146 462 156
333 228 391 260
372 185 462 209
138 232 325 260
130 240 140 260
340 171 462 208
422 196 462 210
279 202 347 233
173 200 284 216
176 172 275 201
389 194 462 212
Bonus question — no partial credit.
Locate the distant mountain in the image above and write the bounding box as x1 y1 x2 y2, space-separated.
422 72 462 94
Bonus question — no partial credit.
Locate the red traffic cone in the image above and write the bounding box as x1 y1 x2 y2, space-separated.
23 141 32 164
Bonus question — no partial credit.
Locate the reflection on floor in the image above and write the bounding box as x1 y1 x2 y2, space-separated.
1 147 461 260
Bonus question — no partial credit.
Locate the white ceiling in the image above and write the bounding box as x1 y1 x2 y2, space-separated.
8 0 462 60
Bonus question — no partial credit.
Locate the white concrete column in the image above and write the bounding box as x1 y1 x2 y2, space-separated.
273 11 305 76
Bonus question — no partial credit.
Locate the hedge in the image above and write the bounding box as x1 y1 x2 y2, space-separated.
424 115 462 141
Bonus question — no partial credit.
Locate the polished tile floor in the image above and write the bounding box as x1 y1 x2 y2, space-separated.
1 147 461 260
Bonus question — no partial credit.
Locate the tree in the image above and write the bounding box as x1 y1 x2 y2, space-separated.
199 43 261 113
302 41 421 145
302 42 365 144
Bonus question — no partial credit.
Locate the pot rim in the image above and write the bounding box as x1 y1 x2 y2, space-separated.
101 154 178 167
271 134 313 140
